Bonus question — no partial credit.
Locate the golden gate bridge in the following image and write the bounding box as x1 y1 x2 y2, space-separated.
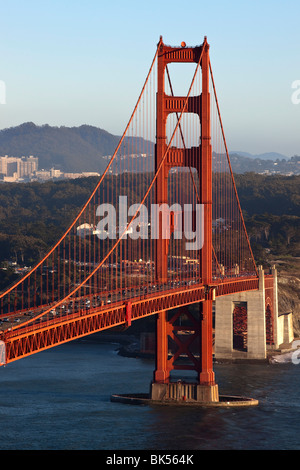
0 37 275 405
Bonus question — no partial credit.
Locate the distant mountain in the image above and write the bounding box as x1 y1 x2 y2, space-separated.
0 122 122 173
0 122 297 175
227 152 300 175
230 151 288 161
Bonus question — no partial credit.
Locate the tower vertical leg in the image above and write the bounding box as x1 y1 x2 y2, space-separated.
199 299 215 385
153 39 170 386
154 311 169 383
198 39 217 394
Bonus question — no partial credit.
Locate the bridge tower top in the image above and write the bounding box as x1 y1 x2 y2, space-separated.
157 36 206 64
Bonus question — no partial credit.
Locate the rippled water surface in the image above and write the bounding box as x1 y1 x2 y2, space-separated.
0 337 299 450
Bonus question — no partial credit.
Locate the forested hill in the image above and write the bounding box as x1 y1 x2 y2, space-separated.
0 171 298 327
235 173 300 216
0 122 120 173
0 122 299 175
0 172 298 271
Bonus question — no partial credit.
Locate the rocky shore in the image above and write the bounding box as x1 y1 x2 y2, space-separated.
278 273 300 337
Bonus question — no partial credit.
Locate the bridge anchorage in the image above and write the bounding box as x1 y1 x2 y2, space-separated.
0 36 286 407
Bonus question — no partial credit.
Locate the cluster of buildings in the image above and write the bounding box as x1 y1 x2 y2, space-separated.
0 155 38 181
33 169 100 181
0 155 100 182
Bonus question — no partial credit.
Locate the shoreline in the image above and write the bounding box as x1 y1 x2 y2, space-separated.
78 331 297 365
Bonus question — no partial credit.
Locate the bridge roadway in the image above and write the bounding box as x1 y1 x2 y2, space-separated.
0 274 264 365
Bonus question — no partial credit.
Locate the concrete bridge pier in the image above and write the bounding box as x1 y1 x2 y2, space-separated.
150 381 219 403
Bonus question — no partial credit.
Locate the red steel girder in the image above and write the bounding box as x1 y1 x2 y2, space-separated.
1 276 261 365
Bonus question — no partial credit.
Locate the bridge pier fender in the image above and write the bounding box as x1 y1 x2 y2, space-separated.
150 381 219 403
196 384 219 402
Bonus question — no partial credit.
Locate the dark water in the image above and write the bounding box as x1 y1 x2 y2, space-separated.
0 337 299 450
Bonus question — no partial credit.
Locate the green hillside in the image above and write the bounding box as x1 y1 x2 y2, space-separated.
0 122 120 173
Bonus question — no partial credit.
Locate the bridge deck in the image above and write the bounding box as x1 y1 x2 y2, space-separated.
0 275 264 365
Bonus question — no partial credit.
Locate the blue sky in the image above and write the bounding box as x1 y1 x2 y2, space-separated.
0 0 300 156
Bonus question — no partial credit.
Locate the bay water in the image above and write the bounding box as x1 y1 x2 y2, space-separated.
0 336 299 450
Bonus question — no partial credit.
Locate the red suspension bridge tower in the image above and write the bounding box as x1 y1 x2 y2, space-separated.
0 35 270 406
151 37 218 402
